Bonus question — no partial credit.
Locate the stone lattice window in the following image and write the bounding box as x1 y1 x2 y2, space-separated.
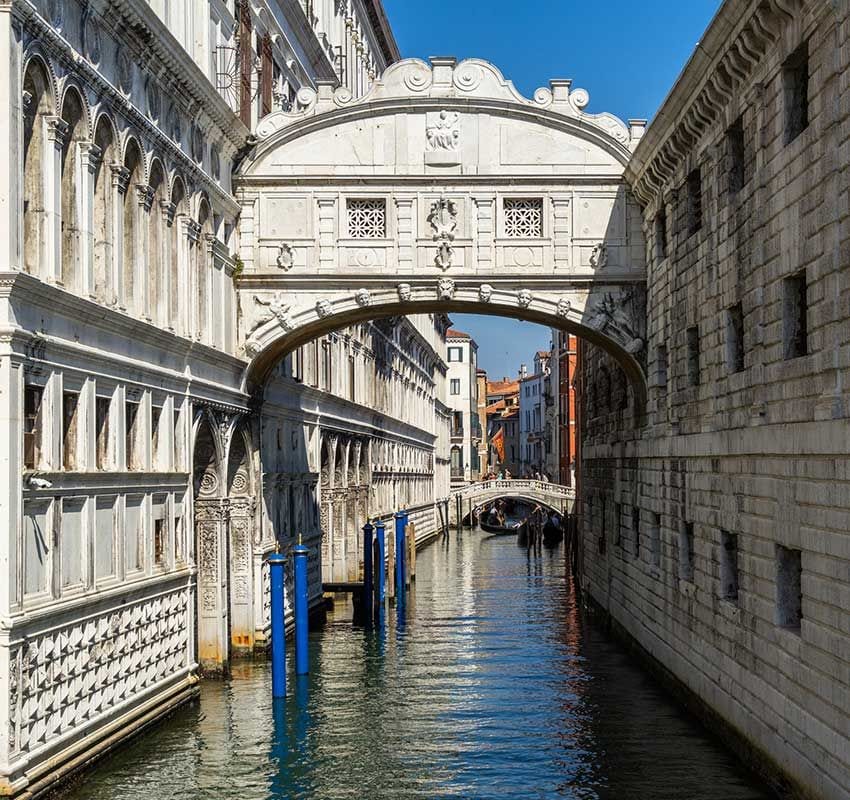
504 198 543 238
347 199 386 238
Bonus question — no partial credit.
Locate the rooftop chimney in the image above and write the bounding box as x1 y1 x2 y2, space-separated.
519 364 527 380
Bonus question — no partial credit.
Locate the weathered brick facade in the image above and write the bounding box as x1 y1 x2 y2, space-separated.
581 1 850 797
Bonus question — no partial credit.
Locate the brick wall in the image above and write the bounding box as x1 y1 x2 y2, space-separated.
581 2 850 798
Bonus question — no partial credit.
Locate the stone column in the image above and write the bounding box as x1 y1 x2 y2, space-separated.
183 218 200 337
316 195 337 273
135 183 154 320
395 196 415 272
228 496 256 654
77 142 102 298
160 200 176 329
110 163 129 307
203 232 216 345
551 195 572 270
44 117 69 284
195 497 230 673
473 195 495 275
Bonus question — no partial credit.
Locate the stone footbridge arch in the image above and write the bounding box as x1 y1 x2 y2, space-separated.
234 57 649 404
450 479 576 522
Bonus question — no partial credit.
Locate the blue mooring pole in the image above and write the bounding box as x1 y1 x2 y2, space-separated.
268 552 287 697
394 511 406 603
293 542 310 675
402 510 411 587
362 522 375 627
375 519 387 606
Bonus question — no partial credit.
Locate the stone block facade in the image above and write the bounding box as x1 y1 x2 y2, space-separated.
581 1 850 797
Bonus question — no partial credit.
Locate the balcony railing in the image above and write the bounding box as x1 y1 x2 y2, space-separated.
450 425 464 438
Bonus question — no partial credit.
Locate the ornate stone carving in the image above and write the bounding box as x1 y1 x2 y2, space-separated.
479 284 493 303
517 289 533 308
243 339 262 358
397 283 412 302
586 288 647 356
316 299 332 318
437 277 455 301
556 298 572 318
275 243 294 270
428 196 457 239
435 241 454 271
253 294 294 333
590 243 608 268
355 288 372 307
426 110 460 151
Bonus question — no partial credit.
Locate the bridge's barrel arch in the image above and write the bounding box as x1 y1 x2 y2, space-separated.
234 57 649 405
451 480 577 522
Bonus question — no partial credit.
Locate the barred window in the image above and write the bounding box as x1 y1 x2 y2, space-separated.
504 198 543 238
347 199 386 238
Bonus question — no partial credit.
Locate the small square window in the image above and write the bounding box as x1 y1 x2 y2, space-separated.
504 198 543 238
686 168 702 236
448 347 463 362
347 199 386 238
450 379 461 395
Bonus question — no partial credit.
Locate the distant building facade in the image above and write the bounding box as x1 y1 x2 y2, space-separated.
445 328 480 485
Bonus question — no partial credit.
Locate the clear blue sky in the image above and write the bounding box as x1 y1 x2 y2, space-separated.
382 0 721 377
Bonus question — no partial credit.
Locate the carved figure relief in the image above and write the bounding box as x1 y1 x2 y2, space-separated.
590 242 608 268
435 241 454 271
586 288 647 356
355 288 372 307
426 110 460 151
517 289 533 308
397 283 412 302
316 299 332 318
252 294 294 333
479 284 493 303
437 277 455 301
428 196 458 240
276 243 294 270
556 298 572 318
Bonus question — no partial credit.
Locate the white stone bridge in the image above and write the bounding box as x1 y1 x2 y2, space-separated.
450 480 576 522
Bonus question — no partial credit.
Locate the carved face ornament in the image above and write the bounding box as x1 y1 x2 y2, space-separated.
437 278 455 301
315 299 332 318
355 288 372 307
397 283 413 302
479 284 493 303
517 289 533 308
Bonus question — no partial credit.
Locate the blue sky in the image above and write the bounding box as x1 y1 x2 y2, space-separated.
382 0 721 376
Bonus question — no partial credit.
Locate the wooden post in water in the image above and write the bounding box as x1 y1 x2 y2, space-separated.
406 521 416 583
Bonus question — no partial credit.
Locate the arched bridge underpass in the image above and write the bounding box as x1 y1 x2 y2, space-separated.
449 480 576 523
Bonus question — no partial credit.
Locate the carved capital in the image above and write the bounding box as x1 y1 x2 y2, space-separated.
110 163 130 193
135 183 155 211
78 141 103 173
160 199 177 225
204 232 217 254
44 116 69 149
184 219 202 243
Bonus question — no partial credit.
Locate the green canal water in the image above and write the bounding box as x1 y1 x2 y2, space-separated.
63 529 773 800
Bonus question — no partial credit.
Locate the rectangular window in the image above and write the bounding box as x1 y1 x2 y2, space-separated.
649 512 661 569
451 411 463 436
783 272 808 359
95 395 110 470
450 379 461 395
679 522 695 582
322 340 332 391
125 400 140 470
125 494 144 573
504 198 543 238
686 168 702 236
783 41 809 144
775 545 802 630
348 355 356 402
24 500 50 596
726 302 745 373
153 494 167 567
174 500 185 563
656 344 668 390
95 496 116 582
687 326 700 387
720 530 739 603
62 392 79 470
61 497 85 589
727 116 746 195
655 208 667 260
347 198 386 238
614 502 622 548
23 385 44 470
448 347 463 362
632 506 640 558
151 405 163 471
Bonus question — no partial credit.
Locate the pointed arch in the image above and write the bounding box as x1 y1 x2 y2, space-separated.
122 137 143 312
147 158 166 325
22 57 54 277
92 113 117 303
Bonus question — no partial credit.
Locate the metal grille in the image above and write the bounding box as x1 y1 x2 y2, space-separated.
504 198 543 238
348 199 386 239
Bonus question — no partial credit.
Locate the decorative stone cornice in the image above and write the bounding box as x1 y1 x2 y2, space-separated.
625 0 814 207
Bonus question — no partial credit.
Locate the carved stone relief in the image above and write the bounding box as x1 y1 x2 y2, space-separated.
276 243 294 270
426 110 460 151
397 283 412 301
437 277 455 301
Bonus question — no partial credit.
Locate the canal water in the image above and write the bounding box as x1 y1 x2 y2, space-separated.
63 529 773 800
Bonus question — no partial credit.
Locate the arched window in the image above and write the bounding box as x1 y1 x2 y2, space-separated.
195 199 212 342
147 161 165 325
122 139 142 312
59 88 86 292
169 178 187 331
92 116 116 304
22 59 53 277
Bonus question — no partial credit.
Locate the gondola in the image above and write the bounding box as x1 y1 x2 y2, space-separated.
480 517 526 535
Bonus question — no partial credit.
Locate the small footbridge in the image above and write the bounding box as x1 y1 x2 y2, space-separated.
449 479 576 523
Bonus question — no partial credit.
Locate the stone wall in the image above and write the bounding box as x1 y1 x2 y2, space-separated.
581 1 850 798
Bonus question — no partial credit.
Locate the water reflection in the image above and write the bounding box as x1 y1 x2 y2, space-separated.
62 528 772 800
